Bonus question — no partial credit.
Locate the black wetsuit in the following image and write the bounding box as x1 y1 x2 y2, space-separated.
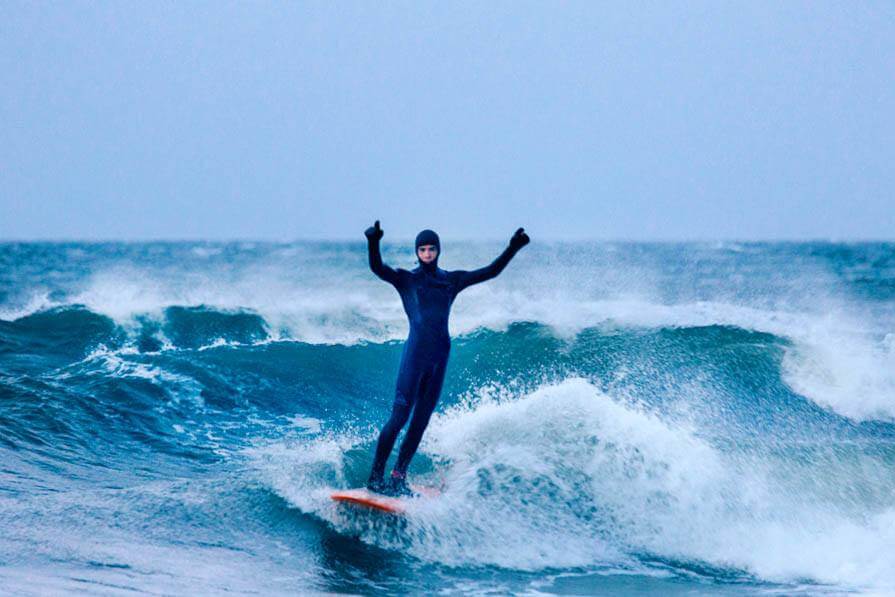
366 225 528 488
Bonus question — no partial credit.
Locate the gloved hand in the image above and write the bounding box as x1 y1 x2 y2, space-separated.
509 227 530 250
365 220 384 242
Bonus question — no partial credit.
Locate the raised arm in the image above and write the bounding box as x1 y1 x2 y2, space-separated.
455 228 530 292
365 220 401 286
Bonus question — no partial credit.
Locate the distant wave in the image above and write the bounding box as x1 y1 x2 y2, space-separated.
4 297 894 422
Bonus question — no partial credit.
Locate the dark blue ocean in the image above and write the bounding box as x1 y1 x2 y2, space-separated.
1 241 894 595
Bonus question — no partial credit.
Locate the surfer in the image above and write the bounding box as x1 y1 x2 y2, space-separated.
364 221 530 496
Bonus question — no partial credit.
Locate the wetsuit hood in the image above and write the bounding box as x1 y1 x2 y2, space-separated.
415 229 440 271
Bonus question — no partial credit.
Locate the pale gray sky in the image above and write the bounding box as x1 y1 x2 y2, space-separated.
1 2 893 241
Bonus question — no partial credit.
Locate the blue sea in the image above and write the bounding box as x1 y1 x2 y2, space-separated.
1 241 894 595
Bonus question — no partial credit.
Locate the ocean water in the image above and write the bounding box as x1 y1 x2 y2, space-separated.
1 241 894 595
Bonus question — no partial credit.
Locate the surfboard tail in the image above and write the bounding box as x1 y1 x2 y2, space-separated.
331 489 405 513
330 485 441 514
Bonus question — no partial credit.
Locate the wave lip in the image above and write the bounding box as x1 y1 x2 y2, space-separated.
782 331 895 422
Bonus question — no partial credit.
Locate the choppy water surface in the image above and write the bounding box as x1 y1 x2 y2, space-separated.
1 241 894 595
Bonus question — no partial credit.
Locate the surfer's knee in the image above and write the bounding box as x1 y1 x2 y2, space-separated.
408 413 433 438
385 396 412 428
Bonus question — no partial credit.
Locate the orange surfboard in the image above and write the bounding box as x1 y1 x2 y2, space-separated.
330 486 440 514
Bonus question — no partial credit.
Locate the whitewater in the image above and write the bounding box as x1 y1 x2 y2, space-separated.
1 241 894 595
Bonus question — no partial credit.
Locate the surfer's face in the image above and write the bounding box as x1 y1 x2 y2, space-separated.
417 244 438 264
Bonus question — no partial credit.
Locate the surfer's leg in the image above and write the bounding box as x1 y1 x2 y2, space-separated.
369 397 412 484
393 358 447 477
368 361 423 487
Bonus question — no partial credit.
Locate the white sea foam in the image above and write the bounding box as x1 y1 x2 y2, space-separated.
781 328 895 421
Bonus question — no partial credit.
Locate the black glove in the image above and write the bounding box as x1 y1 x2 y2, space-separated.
365 220 384 242
509 227 530 250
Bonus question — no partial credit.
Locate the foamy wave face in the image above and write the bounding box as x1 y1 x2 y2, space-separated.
423 379 895 587
782 331 895 422
418 378 722 570
260 378 895 588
